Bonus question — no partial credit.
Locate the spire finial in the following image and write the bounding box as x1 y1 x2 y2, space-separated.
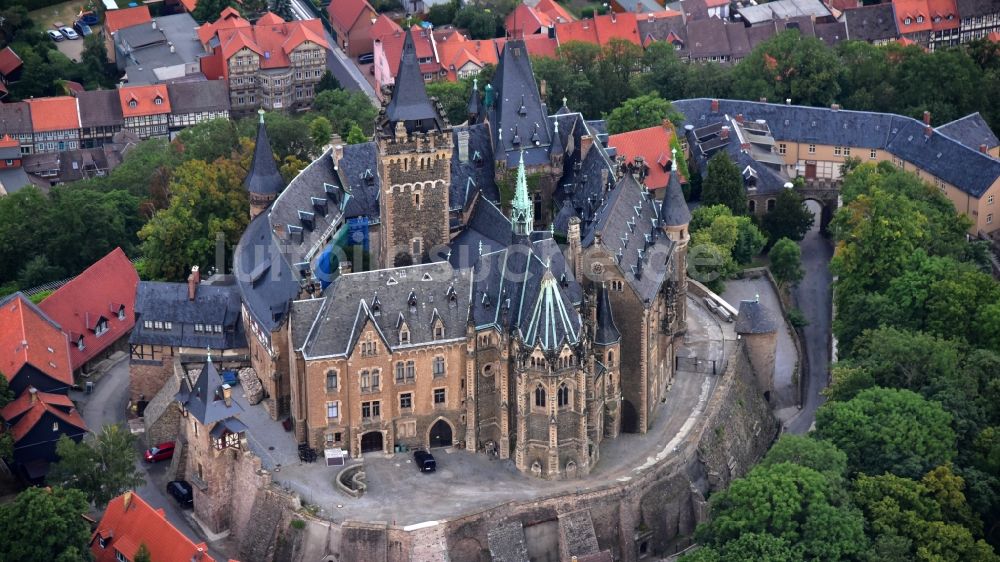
207 346 212 363
258 108 265 125
554 118 559 133
562 96 568 107
478 240 484 256
473 77 478 91
755 293 760 303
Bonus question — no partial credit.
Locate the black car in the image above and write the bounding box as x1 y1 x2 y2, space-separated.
166 480 193 508
413 450 436 473
358 52 374 64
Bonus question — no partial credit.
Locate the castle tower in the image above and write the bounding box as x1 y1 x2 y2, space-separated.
660 170 691 332
467 78 482 125
511 150 533 239
735 297 778 401
376 30 452 268
245 109 284 219
593 284 622 440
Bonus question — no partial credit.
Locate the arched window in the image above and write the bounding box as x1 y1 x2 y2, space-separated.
558 383 569 407
395 361 405 382
748 199 756 213
607 350 614 366
534 385 546 407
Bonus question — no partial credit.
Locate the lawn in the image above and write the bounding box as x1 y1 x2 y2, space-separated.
28 0 92 31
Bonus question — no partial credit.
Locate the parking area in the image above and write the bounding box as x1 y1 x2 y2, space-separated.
29 1 94 62
270 296 732 526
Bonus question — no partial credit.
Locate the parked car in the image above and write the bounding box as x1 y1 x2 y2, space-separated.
358 52 374 64
221 370 240 386
59 26 80 40
47 29 65 42
144 441 175 463
166 480 193 508
74 21 92 36
715 306 734 323
78 11 99 25
413 450 436 473
703 296 719 314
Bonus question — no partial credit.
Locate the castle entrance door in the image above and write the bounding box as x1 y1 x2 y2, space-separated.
621 400 639 433
429 419 453 448
360 431 383 454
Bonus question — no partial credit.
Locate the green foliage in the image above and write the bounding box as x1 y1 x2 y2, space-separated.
532 39 643 119
769 238 803 288
731 30 841 107
688 205 765 291
50 425 146 508
193 0 237 22
604 93 684 134
759 435 848 485
290 518 306 530
701 152 746 215
345 124 368 145
134 543 152 562
453 5 501 39
426 0 459 26
786 307 808 328
0 375 12 409
815 387 956 479
681 533 799 562
0 487 92 562
314 88 379 137
273 0 295 20
316 70 341 94
761 189 814 243
309 115 334 149
427 79 471 124
174 119 240 165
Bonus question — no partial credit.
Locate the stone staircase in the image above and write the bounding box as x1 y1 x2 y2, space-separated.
409 523 450 562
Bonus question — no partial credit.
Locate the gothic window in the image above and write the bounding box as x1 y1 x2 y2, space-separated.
558 383 569 408
395 361 405 382
414 193 421 208
405 360 416 382
535 385 546 408
372 369 381 391
607 350 614 366
400 328 410 344
433 356 445 378
360 370 370 391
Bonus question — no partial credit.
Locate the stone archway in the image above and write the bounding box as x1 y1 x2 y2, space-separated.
621 400 639 434
360 431 384 454
428 418 454 448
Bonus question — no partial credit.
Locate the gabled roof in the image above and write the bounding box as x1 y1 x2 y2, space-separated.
0 46 23 76
506 1 574 38
384 29 443 129
118 85 171 118
1 388 86 442
735 299 777 334
25 97 80 133
130 281 246 349
892 0 933 33
556 13 641 47
926 0 959 30
177 357 243 426
368 13 402 41
327 0 376 35
608 123 681 191
374 26 441 80
204 11 327 71
522 33 559 58
104 6 152 34
437 37 501 81
167 80 231 114
92 492 216 562
594 285 620 345
39 248 138 372
844 3 900 42
245 113 284 196
0 293 73 388
76 90 124 128
536 0 576 25
936 112 999 152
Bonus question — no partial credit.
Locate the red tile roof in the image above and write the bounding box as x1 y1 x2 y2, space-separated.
990 31 1000 42
196 6 249 46
506 4 556 38
438 36 502 80
104 6 152 34
535 0 576 25
327 0 375 35
926 0 958 30
369 14 402 41
0 134 18 149
92 492 218 562
892 0 933 33
376 27 440 79
180 0 196 12
828 0 860 10
0 294 73 388
1 388 86 442
556 13 641 47
119 85 171 118
25 97 80 132
39 248 138 372
608 122 683 192
523 33 559 58
0 46 22 76
201 10 328 75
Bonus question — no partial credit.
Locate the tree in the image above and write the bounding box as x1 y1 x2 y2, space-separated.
345 123 368 145
134 543 152 562
0 374 11 409
759 435 848 485
50 425 146 508
313 89 378 136
193 0 236 22
17 255 65 290
681 533 800 562
80 34 114 90
139 157 249 281
309 116 333 151
732 216 767 265
316 70 341 94
427 79 471 125
605 93 684 134
0 486 91 562
761 189 814 243
730 30 842 107
279 154 308 183
701 152 746 215
695 462 867 561
815 387 957 479
635 41 689 101
769 238 803 288
453 5 501 39
272 0 294 20
174 118 240 164
427 0 459 26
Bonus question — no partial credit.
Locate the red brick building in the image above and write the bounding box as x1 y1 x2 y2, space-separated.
327 0 378 57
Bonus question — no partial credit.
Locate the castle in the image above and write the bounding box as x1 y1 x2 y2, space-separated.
230 30 691 480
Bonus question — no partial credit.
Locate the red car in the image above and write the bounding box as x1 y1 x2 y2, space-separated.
144 442 175 463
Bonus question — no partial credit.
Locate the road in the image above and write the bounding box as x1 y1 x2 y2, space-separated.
71 359 230 561
286 0 380 105
786 200 834 434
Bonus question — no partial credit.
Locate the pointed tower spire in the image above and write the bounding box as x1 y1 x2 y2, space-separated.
383 29 442 134
595 283 621 345
511 150 533 237
245 109 284 218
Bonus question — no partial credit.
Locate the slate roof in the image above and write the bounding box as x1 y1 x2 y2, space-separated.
244 115 284 196
0 101 32 135
660 172 691 226
672 98 1000 198
39 248 138 371
91 492 215 562
736 0 830 24
176 356 243 427
735 299 777 334
936 112 999 152
554 116 619 234
523 269 580 350
844 3 900 42
594 285 620 345
233 212 301 332
584 173 675 303
0 293 73 388
289 298 325 351
0 167 30 195
956 0 999 17
76 90 124 128
383 30 444 131
490 39 553 167
815 21 848 45
167 80 230 114
337 142 381 219
301 261 473 359
130 281 246 349
488 521 530 562
450 123 499 211
687 18 732 59
637 12 687 47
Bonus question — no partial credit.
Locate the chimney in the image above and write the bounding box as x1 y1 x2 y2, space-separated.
152 20 157 30
332 144 344 170
540 79 547 98
759 97 768 103
457 129 470 162
735 113 744 124
187 266 200 301
925 124 933 137
923 110 931 125
581 134 594 160
785 98 791 105
222 384 232 407
192 547 205 562
28 387 38 404
710 99 719 113
831 103 840 111
662 118 672 130
611 11 617 22
123 490 133 510
720 126 730 140
980 143 989 154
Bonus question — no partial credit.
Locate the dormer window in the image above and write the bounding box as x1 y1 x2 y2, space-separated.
434 322 444 339
128 99 137 108
154 96 163 105
118 306 126 321
95 319 108 336
916 15 923 22
400 328 410 344
77 337 85 351
904 17 911 24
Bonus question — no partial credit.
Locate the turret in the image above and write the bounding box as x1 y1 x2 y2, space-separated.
511 150 533 238
467 77 483 125
381 29 444 137
245 109 284 219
